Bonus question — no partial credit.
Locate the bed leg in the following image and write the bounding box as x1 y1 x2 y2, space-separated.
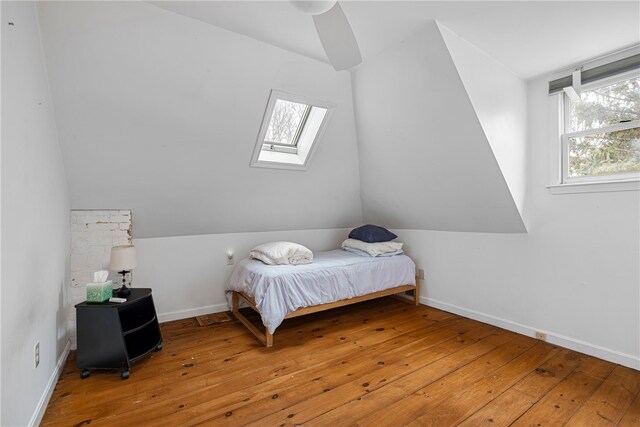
232 291 274 347
415 276 420 306
232 291 239 312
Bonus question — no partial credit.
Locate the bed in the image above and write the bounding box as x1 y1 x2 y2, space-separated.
226 249 418 347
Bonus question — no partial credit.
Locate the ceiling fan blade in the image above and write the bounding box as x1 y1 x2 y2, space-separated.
312 2 362 71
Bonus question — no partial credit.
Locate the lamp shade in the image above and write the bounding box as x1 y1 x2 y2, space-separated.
110 245 138 271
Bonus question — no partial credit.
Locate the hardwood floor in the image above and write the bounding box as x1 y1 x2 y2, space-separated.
42 298 640 426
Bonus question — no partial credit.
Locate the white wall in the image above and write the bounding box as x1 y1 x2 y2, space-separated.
1 2 71 425
68 210 132 348
133 228 351 321
438 22 528 221
37 1 363 239
352 21 525 233
397 73 640 369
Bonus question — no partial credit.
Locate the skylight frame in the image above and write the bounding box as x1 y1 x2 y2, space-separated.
251 90 335 171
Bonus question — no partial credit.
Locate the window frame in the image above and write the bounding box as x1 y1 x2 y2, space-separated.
251 90 335 171
262 101 312 153
560 69 640 184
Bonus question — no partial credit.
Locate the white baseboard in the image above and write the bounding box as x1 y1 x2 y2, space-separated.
29 339 71 427
158 303 229 323
423 296 640 370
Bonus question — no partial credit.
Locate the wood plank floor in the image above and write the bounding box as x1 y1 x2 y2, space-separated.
42 298 640 426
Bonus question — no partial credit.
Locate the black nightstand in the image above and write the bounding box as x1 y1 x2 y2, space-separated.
75 288 163 379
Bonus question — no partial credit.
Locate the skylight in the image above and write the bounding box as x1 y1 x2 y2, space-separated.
251 90 334 170
264 100 310 149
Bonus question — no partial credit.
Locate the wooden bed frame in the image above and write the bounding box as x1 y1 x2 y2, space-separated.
231 277 420 347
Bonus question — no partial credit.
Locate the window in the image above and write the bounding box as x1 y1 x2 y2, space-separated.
251 90 334 170
264 99 310 153
561 71 640 183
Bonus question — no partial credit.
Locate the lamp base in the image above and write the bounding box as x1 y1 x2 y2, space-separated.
116 285 131 298
116 270 131 298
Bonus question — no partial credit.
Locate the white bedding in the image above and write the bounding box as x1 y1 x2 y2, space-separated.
226 249 416 333
341 238 404 256
250 241 313 265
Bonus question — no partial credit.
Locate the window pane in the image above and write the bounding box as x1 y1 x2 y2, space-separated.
570 76 640 132
568 127 640 177
264 100 309 146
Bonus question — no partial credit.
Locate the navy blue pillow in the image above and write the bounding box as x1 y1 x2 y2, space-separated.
349 224 397 243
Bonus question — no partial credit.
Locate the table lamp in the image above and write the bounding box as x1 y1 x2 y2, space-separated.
110 245 137 297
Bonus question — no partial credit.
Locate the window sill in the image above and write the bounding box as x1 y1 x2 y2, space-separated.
547 179 640 195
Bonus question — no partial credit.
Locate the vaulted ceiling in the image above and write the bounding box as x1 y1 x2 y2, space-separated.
150 1 640 78
37 1 363 238
36 1 639 237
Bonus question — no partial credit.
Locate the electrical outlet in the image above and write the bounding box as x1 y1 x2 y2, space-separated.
226 251 234 265
34 342 40 369
417 269 425 280
535 331 547 341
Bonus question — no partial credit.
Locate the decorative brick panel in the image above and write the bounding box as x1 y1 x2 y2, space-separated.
69 210 132 347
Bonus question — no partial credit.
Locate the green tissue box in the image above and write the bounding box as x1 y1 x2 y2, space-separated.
86 280 113 303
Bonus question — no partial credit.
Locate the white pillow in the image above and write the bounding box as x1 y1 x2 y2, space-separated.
343 246 404 257
250 241 313 265
341 238 403 256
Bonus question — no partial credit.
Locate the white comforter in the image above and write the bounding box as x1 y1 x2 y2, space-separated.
250 241 313 265
226 249 416 333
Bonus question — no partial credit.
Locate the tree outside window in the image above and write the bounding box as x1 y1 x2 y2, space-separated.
565 75 640 179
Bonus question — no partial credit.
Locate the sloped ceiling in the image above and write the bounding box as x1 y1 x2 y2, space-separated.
353 21 526 233
35 1 638 237
438 22 527 219
150 1 640 79
36 1 363 238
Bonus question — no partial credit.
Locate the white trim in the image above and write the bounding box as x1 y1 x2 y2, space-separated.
564 120 640 140
547 179 640 194
261 143 298 154
421 296 640 370
29 340 71 427
563 170 640 185
549 94 564 185
158 303 228 323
